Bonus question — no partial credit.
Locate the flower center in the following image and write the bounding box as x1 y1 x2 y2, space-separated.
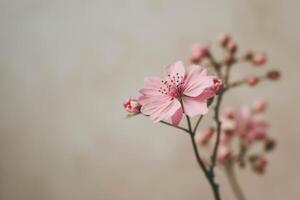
158 73 184 98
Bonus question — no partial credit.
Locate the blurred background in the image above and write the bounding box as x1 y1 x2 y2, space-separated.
0 0 299 199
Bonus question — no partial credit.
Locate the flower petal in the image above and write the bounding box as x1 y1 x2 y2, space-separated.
183 67 214 97
165 61 185 78
171 107 183 126
150 99 181 122
182 96 208 117
139 95 171 115
143 77 162 89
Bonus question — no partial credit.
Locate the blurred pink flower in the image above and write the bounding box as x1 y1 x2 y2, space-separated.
189 44 208 63
252 99 267 113
196 127 214 145
226 106 269 144
251 156 268 174
139 61 216 125
217 145 231 163
217 33 231 46
252 53 267 66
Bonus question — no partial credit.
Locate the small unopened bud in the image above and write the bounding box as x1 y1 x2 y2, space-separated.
264 138 276 152
218 33 231 47
220 131 232 145
212 78 224 94
244 50 253 60
224 107 235 119
218 145 232 164
196 127 215 145
251 156 267 174
189 45 209 64
252 53 267 66
123 98 141 114
252 99 268 113
267 70 280 80
226 41 238 53
224 54 235 65
247 76 259 86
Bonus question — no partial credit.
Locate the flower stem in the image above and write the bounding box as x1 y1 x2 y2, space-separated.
189 132 221 200
160 120 189 133
225 163 246 200
210 92 224 171
186 115 221 200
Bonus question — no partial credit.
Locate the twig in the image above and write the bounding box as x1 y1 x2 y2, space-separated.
160 121 189 133
225 162 246 200
193 115 204 134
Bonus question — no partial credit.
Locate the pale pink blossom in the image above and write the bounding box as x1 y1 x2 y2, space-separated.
123 98 141 114
139 61 216 125
230 106 269 144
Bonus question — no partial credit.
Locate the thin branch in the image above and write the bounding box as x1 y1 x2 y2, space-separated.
189 123 221 200
225 162 246 200
193 115 204 134
185 115 193 133
160 121 189 133
207 52 222 78
210 92 224 172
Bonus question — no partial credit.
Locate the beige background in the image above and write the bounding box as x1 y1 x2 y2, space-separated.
0 0 299 199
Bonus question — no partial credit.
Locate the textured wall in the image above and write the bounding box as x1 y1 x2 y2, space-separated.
0 0 299 199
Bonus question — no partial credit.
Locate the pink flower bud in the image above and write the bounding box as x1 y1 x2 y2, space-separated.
252 156 267 174
247 76 259 86
224 54 235 65
218 33 231 46
244 50 253 60
123 98 141 114
252 53 267 66
212 78 224 94
196 127 214 145
267 70 280 80
224 107 235 119
264 138 276 152
252 99 268 113
189 45 209 63
226 41 238 53
218 145 231 164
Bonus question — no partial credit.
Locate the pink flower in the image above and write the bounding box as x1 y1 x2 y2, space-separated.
123 98 141 114
233 106 269 144
139 61 216 125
